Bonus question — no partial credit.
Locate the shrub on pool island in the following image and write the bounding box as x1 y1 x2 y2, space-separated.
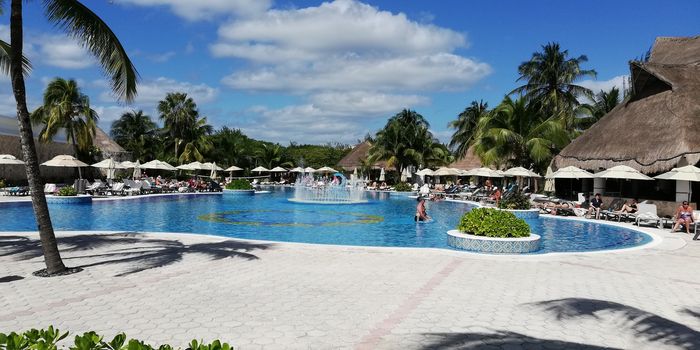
56 186 78 196
393 182 412 192
0 327 234 350
457 208 530 238
225 179 253 190
497 192 532 210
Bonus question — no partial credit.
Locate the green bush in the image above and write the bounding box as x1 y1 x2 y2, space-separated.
393 182 412 192
457 208 530 238
0 327 233 350
497 192 532 210
56 187 78 196
225 179 253 190
0 179 5 188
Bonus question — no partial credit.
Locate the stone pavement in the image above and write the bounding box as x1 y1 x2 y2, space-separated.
1 227 699 349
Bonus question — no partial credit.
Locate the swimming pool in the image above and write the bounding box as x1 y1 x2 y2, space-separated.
0 187 651 253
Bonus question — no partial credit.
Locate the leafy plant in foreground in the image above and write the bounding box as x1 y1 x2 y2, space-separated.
225 179 253 190
55 187 78 197
393 182 412 192
457 208 530 238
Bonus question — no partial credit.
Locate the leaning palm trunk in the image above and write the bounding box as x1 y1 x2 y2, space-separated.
70 132 82 179
10 0 66 274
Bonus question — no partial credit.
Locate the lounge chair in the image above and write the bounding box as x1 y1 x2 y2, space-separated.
124 180 142 196
634 203 662 228
102 182 125 196
601 198 625 220
44 183 57 195
85 180 105 195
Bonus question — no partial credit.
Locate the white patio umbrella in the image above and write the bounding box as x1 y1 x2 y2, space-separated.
289 167 304 173
433 167 461 176
504 167 535 177
415 168 434 176
464 167 504 178
132 160 141 179
92 158 125 180
201 162 224 171
251 166 270 173
378 168 385 182
270 166 288 172
140 160 177 171
210 162 218 179
42 155 89 179
177 161 203 171
225 165 243 172
119 161 137 168
316 166 338 173
400 167 409 182
0 155 24 181
303 167 316 173
546 166 594 179
655 165 700 201
594 165 653 181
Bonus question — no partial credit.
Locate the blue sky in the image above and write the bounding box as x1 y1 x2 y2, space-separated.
1 0 698 145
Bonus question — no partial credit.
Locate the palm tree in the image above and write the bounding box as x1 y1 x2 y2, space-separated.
256 143 291 169
448 100 488 158
158 92 198 162
31 78 98 178
178 117 213 163
510 42 596 131
7 0 138 274
578 87 621 130
472 96 570 172
110 110 158 161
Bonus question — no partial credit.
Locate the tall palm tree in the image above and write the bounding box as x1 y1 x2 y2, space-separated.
510 42 596 131
7 0 138 274
178 117 213 163
473 96 570 172
448 100 488 158
110 110 158 161
158 92 198 161
256 143 291 169
31 78 98 178
579 87 621 130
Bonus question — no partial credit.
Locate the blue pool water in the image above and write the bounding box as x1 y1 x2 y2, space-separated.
0 188 651 253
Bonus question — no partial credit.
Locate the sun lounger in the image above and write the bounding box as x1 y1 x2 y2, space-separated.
124 180 142 196
44 183 57 195
634 203 662 228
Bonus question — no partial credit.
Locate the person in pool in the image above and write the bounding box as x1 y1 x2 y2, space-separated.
671 201 695 234
415 196 431 222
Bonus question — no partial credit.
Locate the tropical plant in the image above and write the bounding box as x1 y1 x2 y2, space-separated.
510 42 596 131
497 192 532 210
457 208 530 238
6 0 138 275
225 179 253 190
56 186 77 197
393 182 412 192
158 92 199 161
110 110 158 162
472 96 570 173
0 326 232 350
448 100 488 158
255 143 291 169
578 87 621 130
31 78 98 178
177 117 213 164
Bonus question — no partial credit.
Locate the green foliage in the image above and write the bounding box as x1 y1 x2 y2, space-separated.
225 179 253 190
56 187 78 197
110 110 159 162
457 208 530 238
283 143 351 169
393 182 412 192
0 179 5 188
497 192 532 210
0 327 231 350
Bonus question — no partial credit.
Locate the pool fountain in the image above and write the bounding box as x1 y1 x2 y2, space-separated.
288 171 367 204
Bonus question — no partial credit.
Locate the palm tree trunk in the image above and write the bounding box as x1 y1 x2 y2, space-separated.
69 133 82 179
10 0 66 274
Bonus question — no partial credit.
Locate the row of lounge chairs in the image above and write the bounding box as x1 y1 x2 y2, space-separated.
0 186 30 196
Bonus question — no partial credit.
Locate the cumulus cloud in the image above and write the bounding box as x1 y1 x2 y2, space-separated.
579 75 629 95
38 37 93 69
93 105 134 129
100 77 218 105
237 91 430 144
116 0 272 21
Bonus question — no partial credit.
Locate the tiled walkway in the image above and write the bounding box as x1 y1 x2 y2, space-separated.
1 227 699 349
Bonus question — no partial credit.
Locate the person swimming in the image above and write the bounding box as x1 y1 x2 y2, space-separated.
415 196 431 222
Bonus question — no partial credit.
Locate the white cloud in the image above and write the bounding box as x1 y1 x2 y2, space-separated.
116 0 272 21
238 91 430 144
579 75 628 95
93 105 134 128
223 54 490 92
148 51 176 63
100 77 218 105
38 38 93 69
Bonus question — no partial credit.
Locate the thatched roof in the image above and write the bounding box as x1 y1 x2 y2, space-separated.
337 141 390 171
94 126 127 156
553 35 700 174
449 146 483 170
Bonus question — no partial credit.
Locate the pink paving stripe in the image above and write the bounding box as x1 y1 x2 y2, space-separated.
355 258 463 350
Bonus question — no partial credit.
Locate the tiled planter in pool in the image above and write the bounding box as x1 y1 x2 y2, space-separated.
501 208 540 219
223 189 255 196
46 194 92 204
447 230 541 254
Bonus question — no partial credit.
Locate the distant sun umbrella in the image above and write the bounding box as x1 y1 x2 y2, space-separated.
140 160 177 171
251 166 270 173
42 155 89 179
379 168 385 182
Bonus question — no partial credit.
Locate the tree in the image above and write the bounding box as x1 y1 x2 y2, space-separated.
578 87 621 130
7 0 138 274
510 42 596 131
31 78 97 177
255 143 291 169
177 117 213 164
448 100 488 159
158 92 198 162
110 110 158 161
472 96 570 173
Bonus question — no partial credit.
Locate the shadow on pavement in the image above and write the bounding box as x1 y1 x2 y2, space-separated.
0 233 272 276
0 275 24 283
420 330 616 349
531 298 700 349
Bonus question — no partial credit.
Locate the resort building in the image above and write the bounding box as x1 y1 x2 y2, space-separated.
0 115 128 183
552 35 700 210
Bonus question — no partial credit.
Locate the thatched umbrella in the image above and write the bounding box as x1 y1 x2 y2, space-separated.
655 165 700 201
41 155 89 179
0 154 24 182
553 36 700 174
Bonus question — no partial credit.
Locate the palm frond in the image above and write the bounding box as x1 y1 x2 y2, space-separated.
0 39 31 76
44 0 138 101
